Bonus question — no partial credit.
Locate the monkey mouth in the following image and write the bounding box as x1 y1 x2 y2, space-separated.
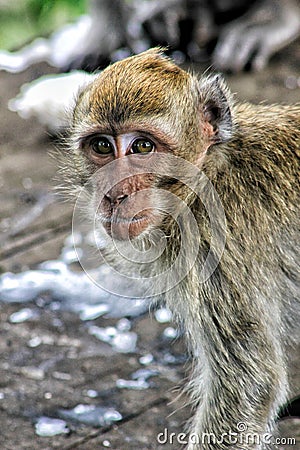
100 216 146 224
98 214 152 240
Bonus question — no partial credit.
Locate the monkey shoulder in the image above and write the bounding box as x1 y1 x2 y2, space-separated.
205 101 299 177
224 102 300 168
201 102 300 233
233 102 300 147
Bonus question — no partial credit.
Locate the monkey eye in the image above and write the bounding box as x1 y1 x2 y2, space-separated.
91 137 113 155
131 138 155 154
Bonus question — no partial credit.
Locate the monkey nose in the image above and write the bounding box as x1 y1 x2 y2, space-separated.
105 193 128 208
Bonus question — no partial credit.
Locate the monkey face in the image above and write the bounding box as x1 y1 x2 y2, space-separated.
79 132 165 240
70 49 234 242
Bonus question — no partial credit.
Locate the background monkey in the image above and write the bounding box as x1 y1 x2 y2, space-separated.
65 0 300 72
61 49 299 449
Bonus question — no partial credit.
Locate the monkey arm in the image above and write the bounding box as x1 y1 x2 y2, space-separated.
212 0 300 72
183 271 289 450
188 349 287 449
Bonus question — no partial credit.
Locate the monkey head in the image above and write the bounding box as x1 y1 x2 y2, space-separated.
68 48 233 241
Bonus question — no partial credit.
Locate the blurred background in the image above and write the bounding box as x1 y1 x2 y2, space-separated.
0 1 299 450
0 0 85 50
1 0 300 74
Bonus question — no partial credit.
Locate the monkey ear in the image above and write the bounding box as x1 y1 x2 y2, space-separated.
199 74 233 145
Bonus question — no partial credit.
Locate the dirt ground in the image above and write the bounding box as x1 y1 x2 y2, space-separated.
0 41 299 450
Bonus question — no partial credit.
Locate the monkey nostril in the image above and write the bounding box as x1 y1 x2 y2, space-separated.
115 194 128 206
105 193 128 207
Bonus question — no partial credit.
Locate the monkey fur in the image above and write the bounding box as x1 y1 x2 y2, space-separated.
61 49 299 449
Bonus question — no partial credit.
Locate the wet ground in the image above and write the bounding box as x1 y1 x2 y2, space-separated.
0 41 300 450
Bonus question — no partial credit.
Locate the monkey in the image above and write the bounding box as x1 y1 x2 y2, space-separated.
60 49 299 449
66 0 300 72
